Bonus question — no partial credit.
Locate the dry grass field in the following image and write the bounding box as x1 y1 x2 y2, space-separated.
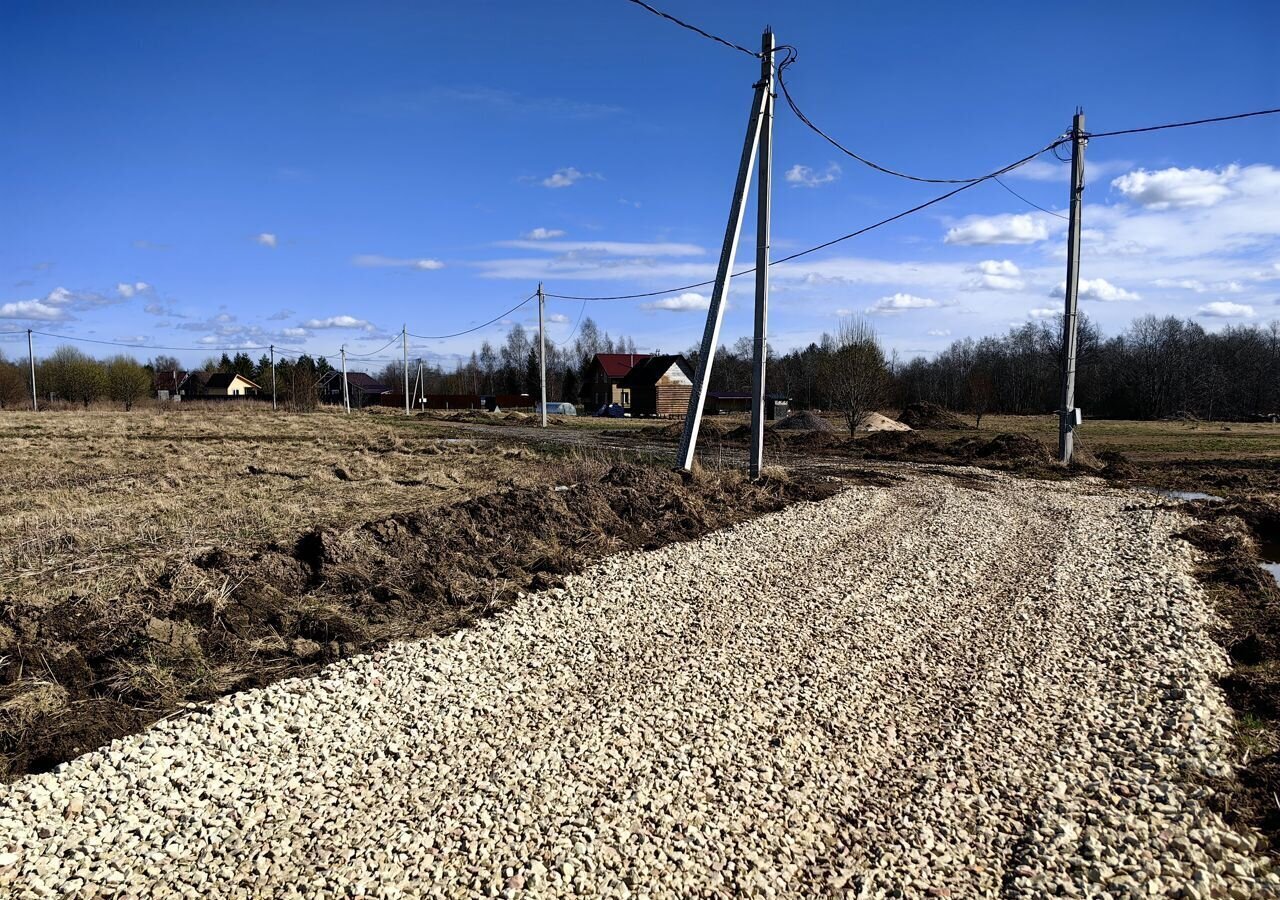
0 404 546 613
0 404 832 779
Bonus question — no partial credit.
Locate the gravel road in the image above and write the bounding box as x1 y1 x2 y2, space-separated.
3 470 1275 898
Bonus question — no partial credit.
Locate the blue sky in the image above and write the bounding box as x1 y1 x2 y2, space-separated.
3 0 1278 371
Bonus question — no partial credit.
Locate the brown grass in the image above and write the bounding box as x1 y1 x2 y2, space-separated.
0 405 554 615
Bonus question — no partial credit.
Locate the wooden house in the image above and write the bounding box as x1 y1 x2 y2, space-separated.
618 354 694 418
582 353 651 411
319 371 390 408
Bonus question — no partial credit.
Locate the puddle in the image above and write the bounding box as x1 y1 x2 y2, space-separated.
1259 531 1280 587
1139 487 1225 502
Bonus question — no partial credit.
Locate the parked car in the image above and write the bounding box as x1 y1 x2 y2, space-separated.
536 401 578 416
593 403 627 418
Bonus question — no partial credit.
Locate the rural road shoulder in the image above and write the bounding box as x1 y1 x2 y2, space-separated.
2 470 1275 898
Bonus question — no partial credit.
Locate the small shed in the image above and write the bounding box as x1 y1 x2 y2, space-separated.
619 355 694 418
706 391 789 420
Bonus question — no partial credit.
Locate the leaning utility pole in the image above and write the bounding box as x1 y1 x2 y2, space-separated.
270 345 277 411
678 27 775 473
537 282 548 427
402 325 409 417
27 329 37 411
340 346 351 413
1057 109 1087 465
749 29 775 479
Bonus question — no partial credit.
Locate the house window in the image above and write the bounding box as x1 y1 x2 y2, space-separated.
621 390 630 405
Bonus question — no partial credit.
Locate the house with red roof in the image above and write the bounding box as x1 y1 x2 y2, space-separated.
582 352 693 417
582 353 651 412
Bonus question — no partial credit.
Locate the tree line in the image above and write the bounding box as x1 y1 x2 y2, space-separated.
3 313 1276 420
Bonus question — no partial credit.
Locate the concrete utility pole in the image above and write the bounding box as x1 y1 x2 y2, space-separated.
537 282 548 427
749 29 775 479
677 28 773 472
270 345 277 411
402 326 409 417
340 346 351 413
27 329 37 411
1058 109 1087 465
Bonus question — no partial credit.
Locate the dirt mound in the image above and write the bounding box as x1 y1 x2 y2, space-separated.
898 402 973 430
858 431 931 458
0 464 840 779
855 431 1056 471
858 412 911 433
773 411 834 432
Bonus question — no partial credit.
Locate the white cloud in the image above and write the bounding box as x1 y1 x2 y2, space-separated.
1073 278 1140 302
495 239 704 257
1010 157 1133 183
965 259 1024 291
1152 278 1243 294
522 228 566 240
256 233 278 248
143 303 166 315
0 299 67 321
352 255 445 270
303 315 376 331
927 328 951 337
541 167 601 189
282 327 309 338
1028 307 1060 319
642 292 710 312
1197 301 1254 318
115 281 150 298
546 313 569 324
1050 278 1140 302
1111 165 1238 210
785 162 841 188
868 293 939 314
944 213 1052 245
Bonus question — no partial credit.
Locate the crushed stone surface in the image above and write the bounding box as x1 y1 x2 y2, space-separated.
2 470 1275 898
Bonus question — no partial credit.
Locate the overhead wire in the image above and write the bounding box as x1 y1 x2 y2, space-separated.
992 177 1070 220
621 0 760 57
28 330 291 355
773 44 1065 186
343 331 404 360
545 136 1068 302
1086 107 1280 138
407 292 537 340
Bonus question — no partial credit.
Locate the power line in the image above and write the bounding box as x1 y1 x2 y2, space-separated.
561 300 588 346
545 137 1066 302
1087 106 1280 138
28 331 293 355
992 177 1069 220
344 331 404 360
407 293 537 340
622 0 760 57
773 46 1063 186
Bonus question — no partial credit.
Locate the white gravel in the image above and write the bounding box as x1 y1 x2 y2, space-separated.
2 470 1276 898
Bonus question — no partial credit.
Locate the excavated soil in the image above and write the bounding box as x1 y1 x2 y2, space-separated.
1177 496 1280 846
0 463 839 780
897 401 975 430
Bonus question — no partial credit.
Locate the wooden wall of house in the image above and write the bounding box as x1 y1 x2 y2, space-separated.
654 384 691 418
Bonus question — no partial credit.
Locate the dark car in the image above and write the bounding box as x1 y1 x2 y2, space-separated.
594 403 627 418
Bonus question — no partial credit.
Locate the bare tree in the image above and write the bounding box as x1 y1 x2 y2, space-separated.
822 316 889 435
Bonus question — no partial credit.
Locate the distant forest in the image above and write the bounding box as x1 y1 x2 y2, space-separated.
2 313 1277 421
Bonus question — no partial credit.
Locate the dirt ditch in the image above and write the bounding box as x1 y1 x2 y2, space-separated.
1178 496 1280 847
0 462 839 780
